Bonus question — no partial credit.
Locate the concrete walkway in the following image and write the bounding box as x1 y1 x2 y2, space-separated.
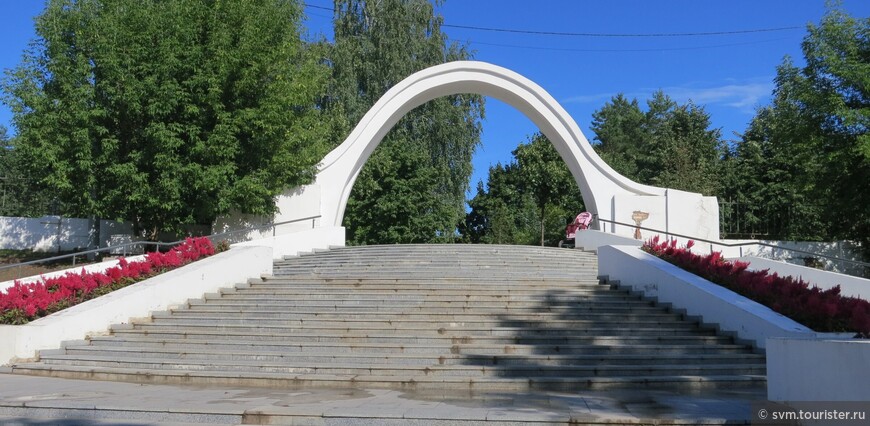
0 372 764 425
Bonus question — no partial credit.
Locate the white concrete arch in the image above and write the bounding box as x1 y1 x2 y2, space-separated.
270 61 720 242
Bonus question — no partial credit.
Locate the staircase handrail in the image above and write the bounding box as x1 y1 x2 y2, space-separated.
594 217 870 269
0 215 321 273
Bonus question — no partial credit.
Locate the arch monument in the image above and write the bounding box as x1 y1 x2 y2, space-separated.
229 61 720 250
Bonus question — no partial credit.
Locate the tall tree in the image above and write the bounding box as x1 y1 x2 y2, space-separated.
330 0 483 244
0 126 55 217
514 133 581 246
725 6 868 252
796 7 869 253
589 94 650 182
721 64 827 240
2 0 333 238
591 91 724 195
463 164 538 245
464 133 584 246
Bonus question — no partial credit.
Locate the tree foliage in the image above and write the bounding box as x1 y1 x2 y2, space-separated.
591 91 724 196
0 127 54 217
722 6 869 253
463 133 584 246
2 0 333 237
330 0 483 244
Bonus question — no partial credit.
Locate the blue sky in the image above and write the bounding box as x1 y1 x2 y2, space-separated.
2 1 869 196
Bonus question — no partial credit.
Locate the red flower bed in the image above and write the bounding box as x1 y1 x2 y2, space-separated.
643 236 870 337
0 237 215 325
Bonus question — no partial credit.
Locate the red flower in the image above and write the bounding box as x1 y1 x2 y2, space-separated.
1 237 215 324
641 239 870 336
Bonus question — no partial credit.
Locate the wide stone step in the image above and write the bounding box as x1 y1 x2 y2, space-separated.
184 300 665 313
273 264 598 272
273 260 597 267
145 315 701 330
288 251 597 260
274 259 598 266
272 271 597 279
248 282 602 291
286 247 595 257
209 293 639 303
56 345 766 366
32 355 766 378
81 336 755 356
9 364 766 392
231 287 614 296
274 263 596 271
202 295 648 306
259 277 598 285
108 329 732 345
121 322 713 337
165 309 687 322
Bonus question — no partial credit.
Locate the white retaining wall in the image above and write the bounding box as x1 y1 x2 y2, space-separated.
0 245 272 365
767 338 870 401
597 245 816 349
0 216 133 252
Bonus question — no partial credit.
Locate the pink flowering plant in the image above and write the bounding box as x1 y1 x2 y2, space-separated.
642 236 870 337
0 237 215 325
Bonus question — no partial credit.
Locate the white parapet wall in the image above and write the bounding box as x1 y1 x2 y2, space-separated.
232 226 345 259
739 256 870 301
722 240 864 276
0 245 273 365
767 338 870 401
597 245 816 349
213 185 326 244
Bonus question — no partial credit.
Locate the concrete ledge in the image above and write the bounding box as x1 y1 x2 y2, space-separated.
574 230 641 253
598 245 814 349
739 255 870 301
233 226 345 259
0 245 272 365
767 337 870 401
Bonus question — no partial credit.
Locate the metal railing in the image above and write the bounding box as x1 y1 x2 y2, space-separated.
594 217 870 272
0 215 321 281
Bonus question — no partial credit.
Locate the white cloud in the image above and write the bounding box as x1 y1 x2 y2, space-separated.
562 78 775 113
562 93 616 104
661 81 774 112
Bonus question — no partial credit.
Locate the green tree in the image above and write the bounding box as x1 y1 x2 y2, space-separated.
464 164 538 245
0 127 55 217
330 0 483 244
796 7 869 253
725 6 868 254
591 91 724 195
514 133 582 246
2 0 333 238
463 133 584 246
589 94 649 182
722 65 827 240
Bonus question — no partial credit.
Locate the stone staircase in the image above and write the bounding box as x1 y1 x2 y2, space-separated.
10 244 766 391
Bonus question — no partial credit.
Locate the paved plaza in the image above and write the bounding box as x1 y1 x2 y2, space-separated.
0 371 764 425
